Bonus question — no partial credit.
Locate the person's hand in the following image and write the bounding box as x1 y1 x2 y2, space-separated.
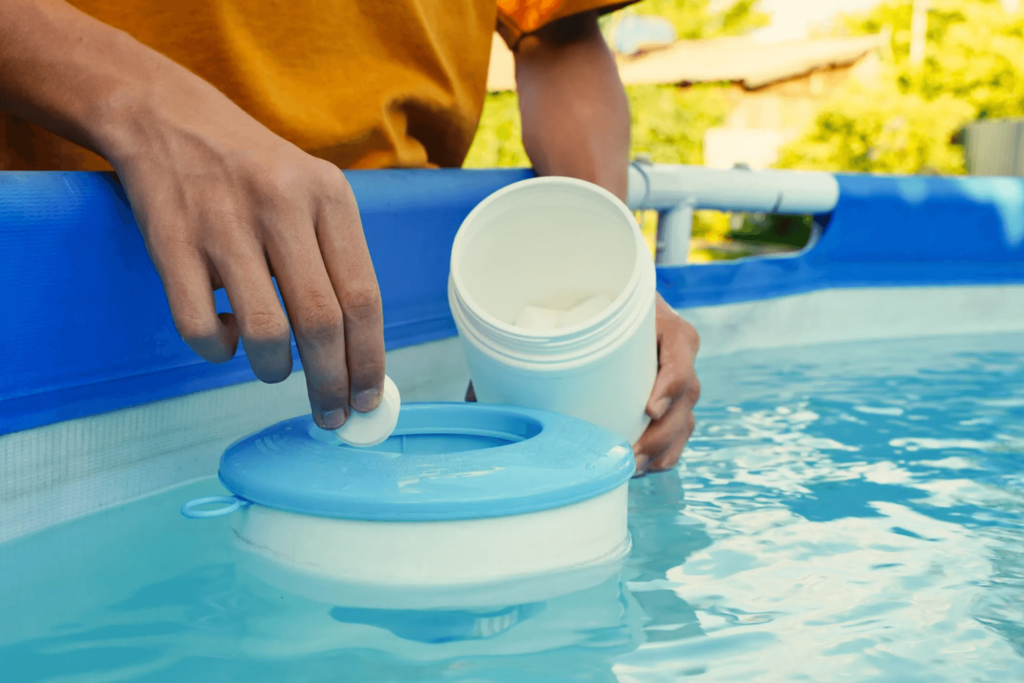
632 295 701 475
0 0 384 427
108 88 385 430
466 294 699 476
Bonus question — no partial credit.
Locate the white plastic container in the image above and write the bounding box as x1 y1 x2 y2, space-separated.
448 177 658 443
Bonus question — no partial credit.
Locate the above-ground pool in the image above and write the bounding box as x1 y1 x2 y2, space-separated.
2 168 1024 682
3 332 1024 681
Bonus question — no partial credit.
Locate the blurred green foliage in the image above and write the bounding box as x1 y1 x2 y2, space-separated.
730 213 814 247
618 0 768 39
462 84 730 170
776 80 973 174
847 0 1024 118
781 0 1024 175
626 84 730 165
463 92 528 169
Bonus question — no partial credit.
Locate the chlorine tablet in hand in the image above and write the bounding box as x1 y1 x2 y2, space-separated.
333 375 401 447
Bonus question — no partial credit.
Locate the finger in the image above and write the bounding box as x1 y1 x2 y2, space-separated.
646 364 700 421
648 410 696 473
655 295 701 355
634 398 694 469
211 247 293 384
154 247 239 364
633 453 650 478
314 170 386 414
646 330 699 421
263 214 352 430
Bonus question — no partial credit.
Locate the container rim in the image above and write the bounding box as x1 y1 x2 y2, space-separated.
449 176 649 340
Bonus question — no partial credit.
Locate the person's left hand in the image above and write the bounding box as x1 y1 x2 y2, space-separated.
464 294 700 475
632 295 701 476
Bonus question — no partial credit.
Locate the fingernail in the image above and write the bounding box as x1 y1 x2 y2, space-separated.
321 408 348 430
352 388 381 413
632 454 649 478
650 398 671 420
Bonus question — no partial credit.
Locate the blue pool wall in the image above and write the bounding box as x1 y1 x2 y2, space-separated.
658 174 1024 308
2 170 1023 435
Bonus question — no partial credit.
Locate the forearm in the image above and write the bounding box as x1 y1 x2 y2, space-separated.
513 12 630 202
1 1 389 428
0 0 262 166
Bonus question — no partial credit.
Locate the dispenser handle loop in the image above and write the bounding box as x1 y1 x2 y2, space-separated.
180 495 249 519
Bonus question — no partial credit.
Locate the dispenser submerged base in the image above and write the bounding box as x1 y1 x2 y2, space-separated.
232 512 631 611
229 484 631 588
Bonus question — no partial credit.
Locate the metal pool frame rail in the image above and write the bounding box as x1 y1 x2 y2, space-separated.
2 166 1023 436
626 161 840 265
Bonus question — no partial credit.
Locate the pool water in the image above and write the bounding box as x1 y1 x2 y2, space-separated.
3 332 1024 682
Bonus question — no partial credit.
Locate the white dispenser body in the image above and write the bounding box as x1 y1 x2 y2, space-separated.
230 483 630 593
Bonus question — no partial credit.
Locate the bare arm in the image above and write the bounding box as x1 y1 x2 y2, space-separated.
0 0 386 429
0 0 237 164
512 11 630 201
512 13 701 474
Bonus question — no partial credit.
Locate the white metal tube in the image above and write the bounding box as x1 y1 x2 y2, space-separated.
656 201 694 266
627 163 839 214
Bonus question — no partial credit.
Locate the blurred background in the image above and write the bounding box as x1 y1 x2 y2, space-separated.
465 0 1024 261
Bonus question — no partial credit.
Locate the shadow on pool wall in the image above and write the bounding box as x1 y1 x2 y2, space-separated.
2 169 1023 437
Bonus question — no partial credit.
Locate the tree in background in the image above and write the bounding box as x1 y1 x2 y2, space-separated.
780 0 1024 175
852 0 1024 119
776 79 973 174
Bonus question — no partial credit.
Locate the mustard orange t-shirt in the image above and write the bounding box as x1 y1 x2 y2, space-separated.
0 0 627 172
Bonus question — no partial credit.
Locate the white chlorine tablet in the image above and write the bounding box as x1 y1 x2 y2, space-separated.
514 305 565 331
562 293 614 328
513 293 615 332
333 375 401 447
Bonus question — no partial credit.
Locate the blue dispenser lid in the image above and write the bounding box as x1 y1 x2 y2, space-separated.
219 403 634 521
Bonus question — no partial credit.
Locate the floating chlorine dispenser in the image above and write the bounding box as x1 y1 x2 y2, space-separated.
182 403 634 588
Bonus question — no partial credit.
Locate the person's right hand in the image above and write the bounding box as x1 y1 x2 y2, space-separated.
109 95 385 430
0 0 384 428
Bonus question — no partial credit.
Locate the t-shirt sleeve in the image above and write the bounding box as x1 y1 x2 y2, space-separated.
496 0 636 49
